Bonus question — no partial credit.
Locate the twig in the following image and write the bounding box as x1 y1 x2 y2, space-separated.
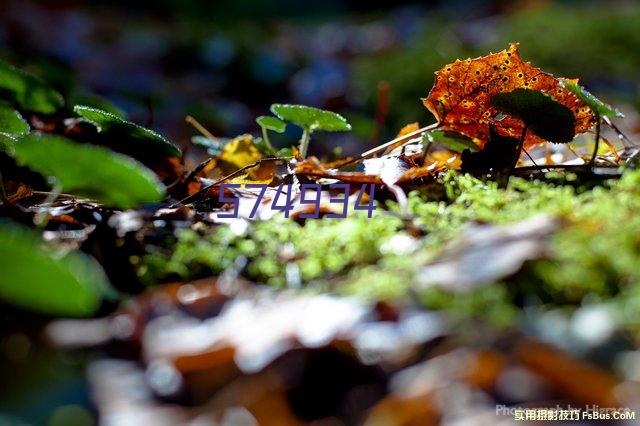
510 125 528 174
360 123 438 159
174 156 291 206
185 115 217 141
603 116 633 148
515 164 588 172
34 181 62 228
369 80 390 147
168 158 214 190
522 148 538 167
589 113 601 166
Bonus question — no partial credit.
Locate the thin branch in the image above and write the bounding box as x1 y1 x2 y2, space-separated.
510 125 528 174
603 116 634 148
590 113 601 166
185 115 217 141
515 164 589 172
34 181 62 228
298 128 311 158
522 148 538 167
174 156 291 206
359 123 438 159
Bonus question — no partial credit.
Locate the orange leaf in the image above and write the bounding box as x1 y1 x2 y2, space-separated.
396 122 420 138
422 43 594 148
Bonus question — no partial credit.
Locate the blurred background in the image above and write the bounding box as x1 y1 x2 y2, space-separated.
1 0 639 156
1 0 640 424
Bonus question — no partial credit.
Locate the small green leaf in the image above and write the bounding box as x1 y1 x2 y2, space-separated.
13 134 166 208
0 60 64 114
270 104 351 132
0 101 29 137
426 130 480 153
256 115 287 133
560 79 624 120
74 105 182 157
0 220 108 316
491 88 576 143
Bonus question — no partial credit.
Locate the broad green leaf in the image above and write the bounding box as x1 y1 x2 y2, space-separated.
560 79 624 120
0 220 108 316
70 93 127 119
426 130 480 153
0 133 16 154
74 105 182 157
270 104 351 132
256 115 287 133
0 60 64 114
491 89 576 143
13 134 166 208
0 101 29 137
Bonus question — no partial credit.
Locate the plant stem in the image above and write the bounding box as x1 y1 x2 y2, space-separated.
34 181 61 228
261 126 275 153
510 126 528 174
174 156 291 206
590 113 601 167
299 128 311 158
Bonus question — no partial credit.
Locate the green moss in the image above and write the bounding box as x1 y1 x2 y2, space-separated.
139 169 640 334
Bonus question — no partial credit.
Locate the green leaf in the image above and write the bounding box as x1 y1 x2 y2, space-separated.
0 101 29 137
560 79 624 120
426 130 480 153
13 134 166 208
256 115 287 133
270 104 351 132
74 105 182 157
70 93 127 119
0 220 108 316
0 60 64 114
0 133 16 155
491 88 576 143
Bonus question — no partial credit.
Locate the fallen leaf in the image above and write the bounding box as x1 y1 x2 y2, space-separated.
422 43 594 148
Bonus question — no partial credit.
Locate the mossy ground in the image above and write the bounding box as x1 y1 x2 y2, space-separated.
139 169 640 334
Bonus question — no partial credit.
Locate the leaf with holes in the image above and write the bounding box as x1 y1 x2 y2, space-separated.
422 43 594 148
74 105 182 157
12 134 166 208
